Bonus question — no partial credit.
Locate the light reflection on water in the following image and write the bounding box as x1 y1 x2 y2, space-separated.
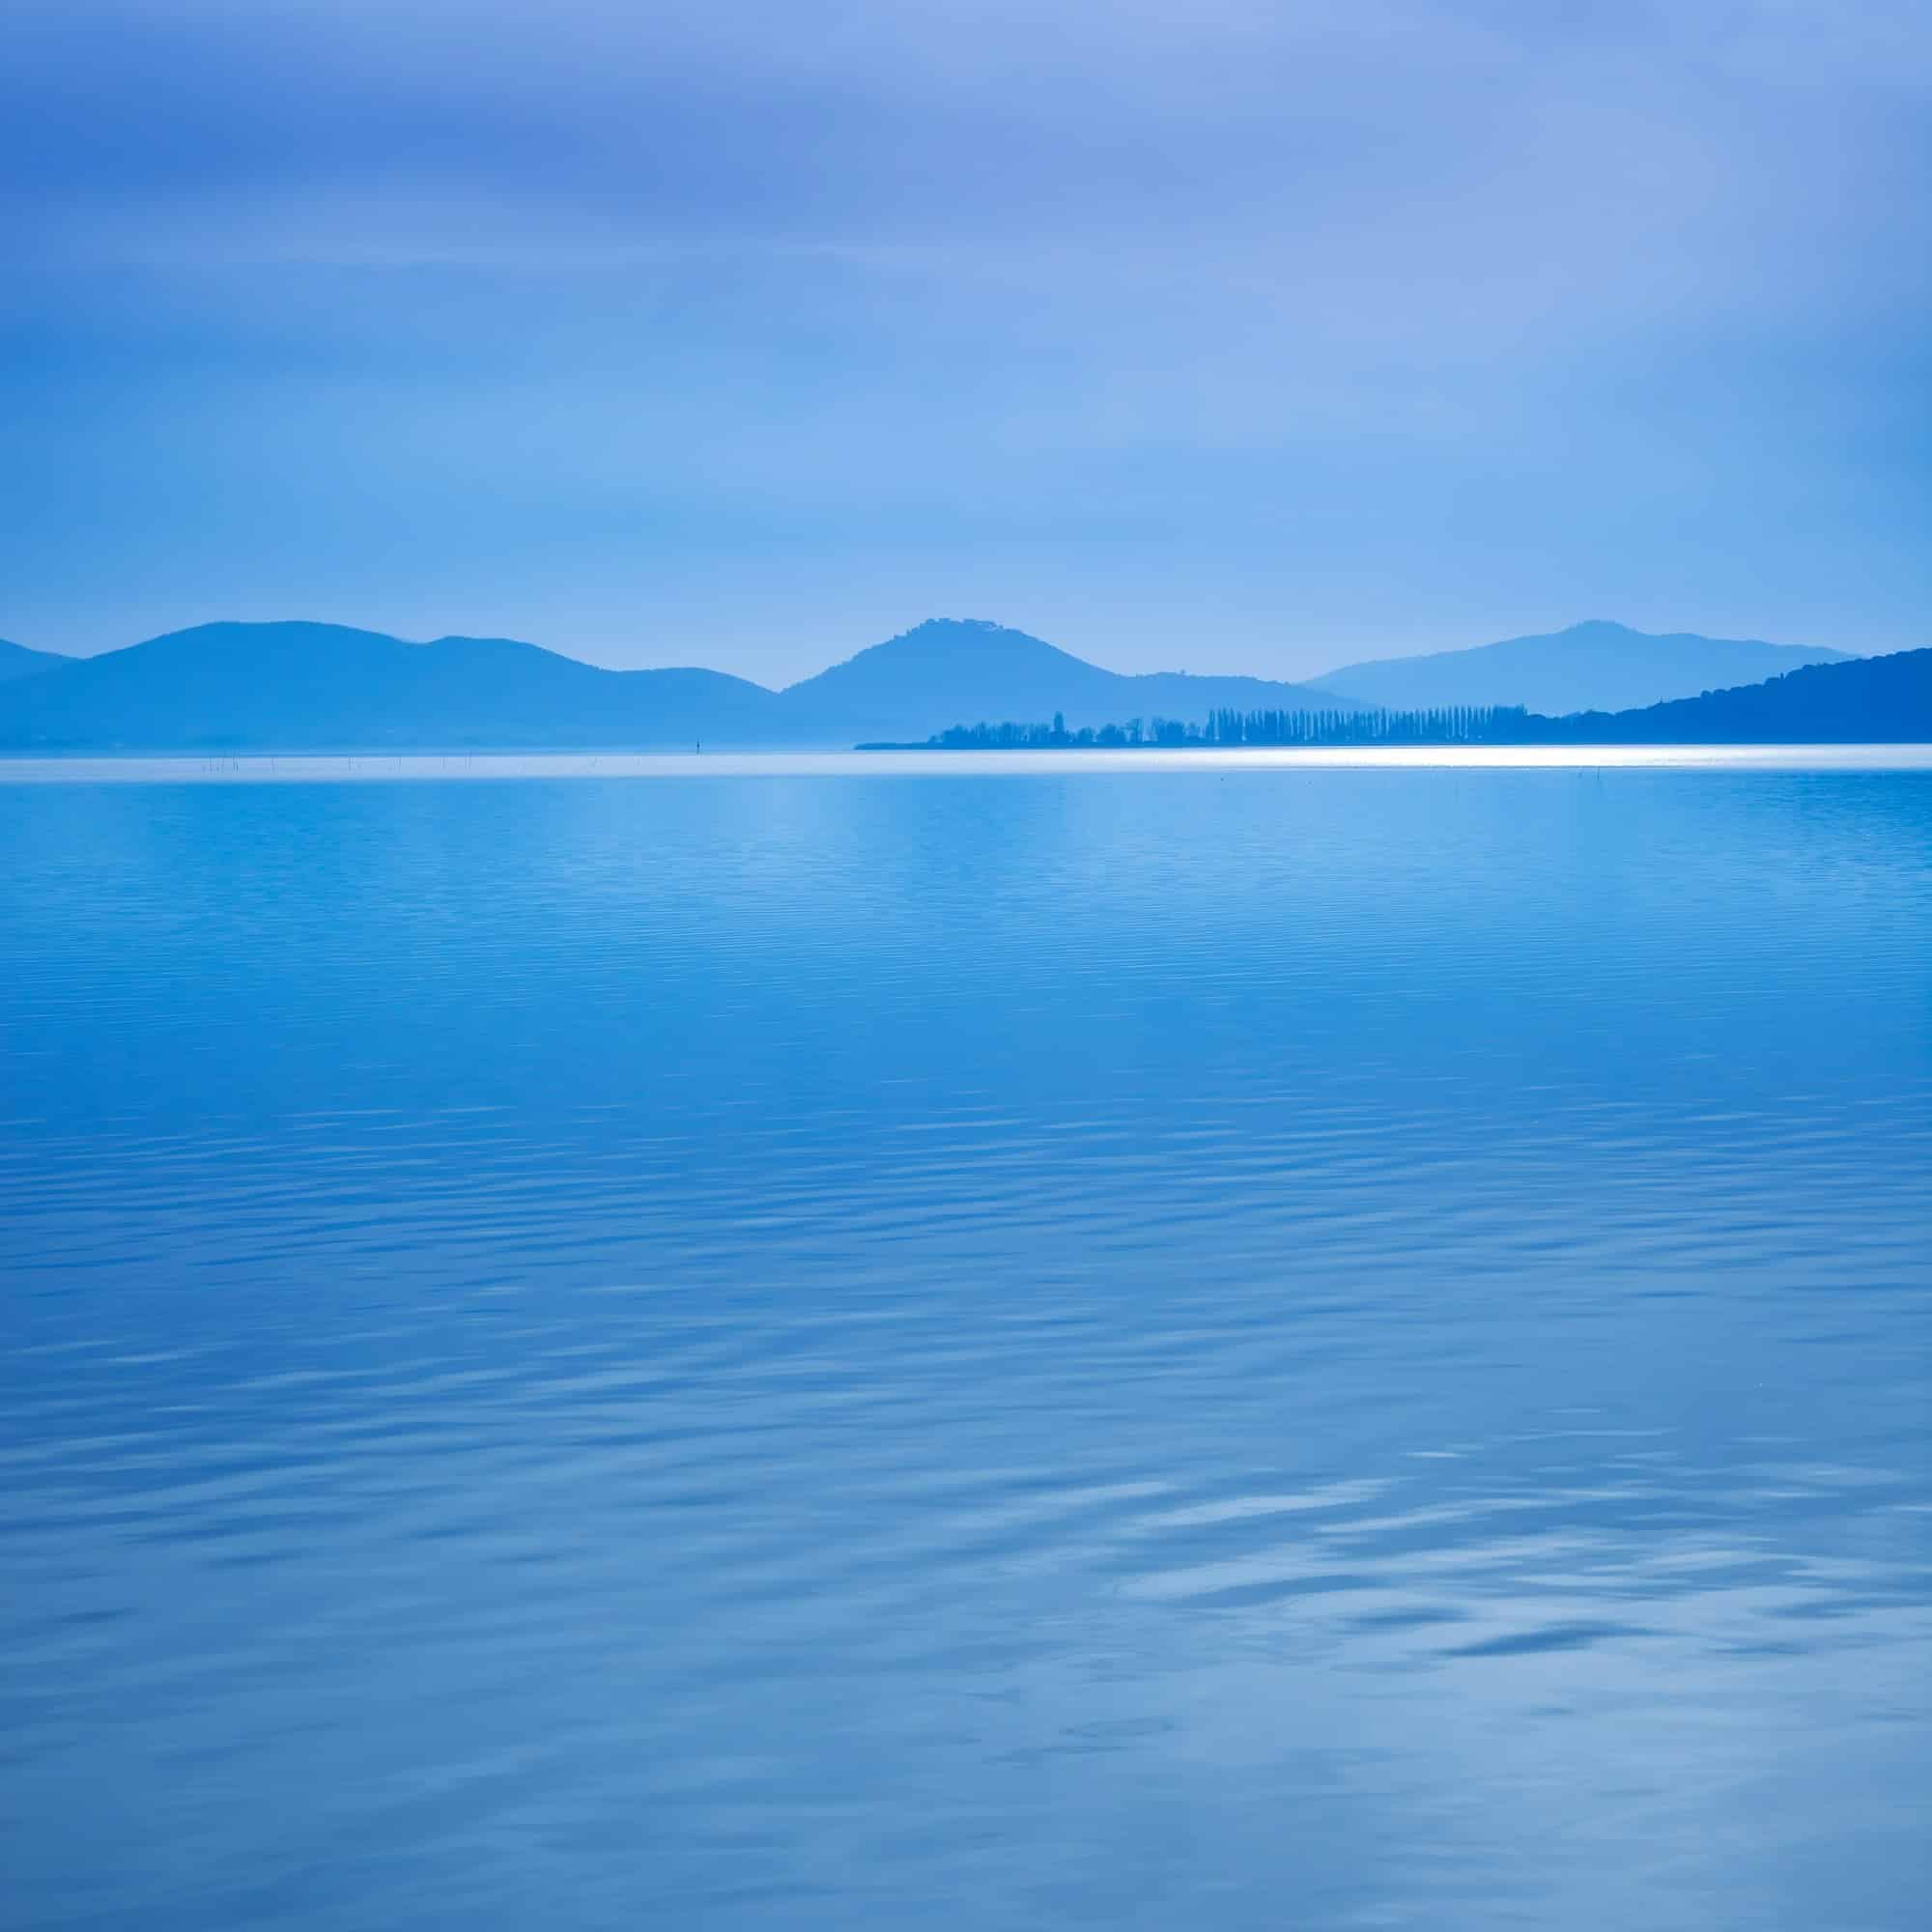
3 743 1932 782
2 766 1928 1929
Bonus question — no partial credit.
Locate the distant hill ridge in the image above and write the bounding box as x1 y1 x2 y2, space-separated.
1317 619 1847 715
0 622 785 751
0 613 1900 752
1535 647 1932 743
778 618 1355 743
0 617 1350 752
0 638 70 683
889 649 1932 748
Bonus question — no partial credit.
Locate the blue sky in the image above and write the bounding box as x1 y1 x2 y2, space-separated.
3 0 1926 683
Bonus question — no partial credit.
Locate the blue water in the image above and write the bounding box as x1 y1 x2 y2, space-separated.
3 763 1929 1930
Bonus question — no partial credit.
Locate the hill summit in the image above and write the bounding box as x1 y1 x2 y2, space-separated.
779 619 1347 740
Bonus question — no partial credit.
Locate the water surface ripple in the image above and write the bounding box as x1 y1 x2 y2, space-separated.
2 768 1928 1929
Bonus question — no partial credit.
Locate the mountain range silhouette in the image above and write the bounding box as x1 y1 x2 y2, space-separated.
0 615 1901 752
0 618 1352 752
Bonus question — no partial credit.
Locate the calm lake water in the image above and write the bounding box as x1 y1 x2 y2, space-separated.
3 759 1929 1930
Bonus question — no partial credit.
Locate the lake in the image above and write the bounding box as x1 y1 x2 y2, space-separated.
3 756 1928 1929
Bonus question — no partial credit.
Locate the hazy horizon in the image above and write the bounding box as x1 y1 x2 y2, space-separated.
6 2 1928 682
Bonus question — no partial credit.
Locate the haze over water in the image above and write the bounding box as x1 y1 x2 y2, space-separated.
4 762 1929 1929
